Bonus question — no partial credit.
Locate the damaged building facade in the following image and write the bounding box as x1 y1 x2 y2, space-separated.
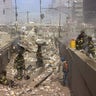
0 0 14 24
83 0 96 24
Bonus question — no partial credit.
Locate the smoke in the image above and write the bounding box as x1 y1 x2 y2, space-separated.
45 0 72 25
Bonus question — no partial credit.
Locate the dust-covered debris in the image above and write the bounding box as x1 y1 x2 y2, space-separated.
0 28 71 96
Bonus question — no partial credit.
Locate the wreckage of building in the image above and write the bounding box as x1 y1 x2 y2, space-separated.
0 0 96 96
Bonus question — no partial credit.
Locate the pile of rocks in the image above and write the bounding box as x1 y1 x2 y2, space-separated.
0 32 11 48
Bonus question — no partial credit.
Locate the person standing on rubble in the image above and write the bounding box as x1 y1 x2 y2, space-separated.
61 57 69 86
36 45 44 67
87 36 95 58
63 61 69 86
76 30 87 50
14 46 25 80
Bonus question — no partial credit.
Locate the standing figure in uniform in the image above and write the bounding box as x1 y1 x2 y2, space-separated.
14 47 25 80
76 30 87 50
36 45 44 67
87 36 95 58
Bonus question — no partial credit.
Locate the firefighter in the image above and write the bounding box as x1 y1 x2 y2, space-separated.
87 36 95 58
36 45 44 67
14 49 25 80
76 30 86 50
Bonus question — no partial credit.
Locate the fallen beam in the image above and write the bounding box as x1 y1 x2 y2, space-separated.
34 71 53 88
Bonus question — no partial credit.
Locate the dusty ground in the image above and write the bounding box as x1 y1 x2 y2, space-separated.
0 71 71 96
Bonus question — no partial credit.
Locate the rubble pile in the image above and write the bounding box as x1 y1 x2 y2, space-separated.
42 38 60 71
3 72 71 96
24 51 37 70
6 54 17 79
0 25 12 33
0 27 71 96
33 67 53 83
0 32 11 48
20 30 37 52
20 26 61 68
0 72 70 96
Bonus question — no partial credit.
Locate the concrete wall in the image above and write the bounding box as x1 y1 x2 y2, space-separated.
59 40 96 96
0 42 13 72
0 38 19 73
0 0 14 24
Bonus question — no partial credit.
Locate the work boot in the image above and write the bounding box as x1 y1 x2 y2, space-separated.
24 75 30 80
8 80 16 88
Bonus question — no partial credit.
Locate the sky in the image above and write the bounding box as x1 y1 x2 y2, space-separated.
12 0 52 23
12 0 69 24
16 0 52 12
